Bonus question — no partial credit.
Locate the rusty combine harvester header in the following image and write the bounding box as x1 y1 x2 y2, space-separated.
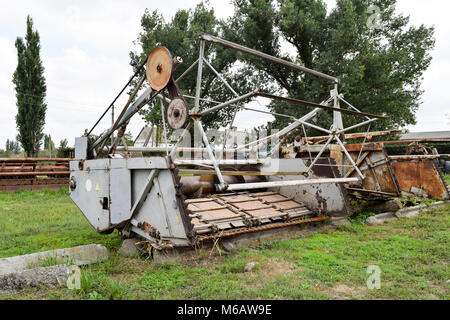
69 33 448 252
0 158 70 192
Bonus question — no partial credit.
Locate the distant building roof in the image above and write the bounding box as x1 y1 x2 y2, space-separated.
400 131 450 140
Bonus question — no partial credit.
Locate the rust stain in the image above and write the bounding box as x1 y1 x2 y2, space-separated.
391 160 449 199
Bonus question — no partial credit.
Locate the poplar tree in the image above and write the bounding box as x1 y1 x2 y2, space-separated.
13 15 47 157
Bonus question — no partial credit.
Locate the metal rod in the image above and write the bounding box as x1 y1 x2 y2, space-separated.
92 79 151 151
226 177 360 191
201 89 259 115
194 120 227 190
202 58 239 97
201 33 339 83
338 95 370 120
175 58 198 83
193 40 205 112
111 146 251 153
337 117 379 134
87 59 146 136
160 99 169 156
307 135 334 172
256 92 387 119
173 159 265 166
334 135 365 179
170 120 194 157
183 95 222 104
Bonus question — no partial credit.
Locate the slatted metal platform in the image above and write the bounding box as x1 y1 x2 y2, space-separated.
187 191 315 236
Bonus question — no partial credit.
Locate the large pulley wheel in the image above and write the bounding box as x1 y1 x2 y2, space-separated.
146 46 173 90
167 98 189 129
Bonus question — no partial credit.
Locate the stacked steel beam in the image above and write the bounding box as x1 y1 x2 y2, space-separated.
0 158 70 192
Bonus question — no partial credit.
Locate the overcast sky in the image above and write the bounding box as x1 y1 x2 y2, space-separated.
0 0 448 149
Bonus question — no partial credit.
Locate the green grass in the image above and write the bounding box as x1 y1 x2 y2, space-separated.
0 189 448 300
444 174 450 186
0 188 121 258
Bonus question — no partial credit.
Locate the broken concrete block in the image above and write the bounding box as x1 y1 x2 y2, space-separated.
330 217 351 227
0 244 109 276
118 238 140 257
366 212 397 225
0 265 70 294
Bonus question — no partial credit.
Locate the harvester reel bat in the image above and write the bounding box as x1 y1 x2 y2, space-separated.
146 46 173 90
167 98 189 129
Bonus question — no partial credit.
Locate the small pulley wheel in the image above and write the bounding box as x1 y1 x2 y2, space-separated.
167 98 189 129
146 46 173 90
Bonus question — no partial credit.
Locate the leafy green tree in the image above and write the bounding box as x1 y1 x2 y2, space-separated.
228 0 435 132
13 15 47 157
56 138 74 158
43 134 55 152
130 2 254 129
5 139 21 154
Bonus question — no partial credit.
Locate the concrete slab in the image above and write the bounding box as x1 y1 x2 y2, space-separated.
0 244 109 276
0 265 70 294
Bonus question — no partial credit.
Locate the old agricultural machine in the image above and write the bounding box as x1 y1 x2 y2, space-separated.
69 33 445 253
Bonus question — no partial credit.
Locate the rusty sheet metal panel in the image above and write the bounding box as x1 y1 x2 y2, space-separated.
390 159 449 199
338 143 401 200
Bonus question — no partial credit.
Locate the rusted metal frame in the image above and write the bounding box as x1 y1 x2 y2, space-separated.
307 135 335 172
346 187 398 197
334 135 365 179
200 33 339 83
355 123 372 166
0 158 71 162
236 107 322 151
227 177 359 191
381 139 450 144
305 130 402 144
365 156 383 192
301 124 314 163
344 152 370 178
194 119 227 191
0 171 69 177
389 155 440 161
196 216 327 242
175 58 199 84
256 92 387 120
